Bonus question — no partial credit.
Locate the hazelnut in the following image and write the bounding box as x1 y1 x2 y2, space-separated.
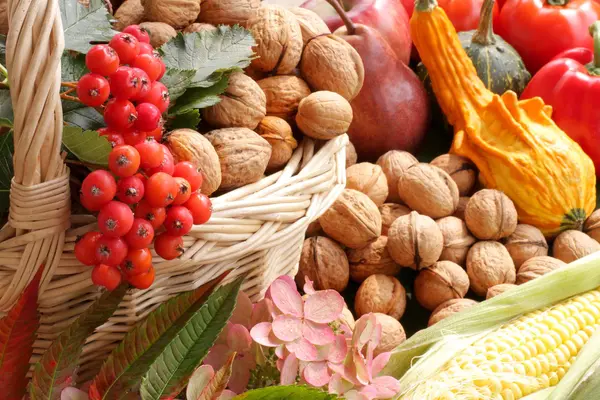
398 163 459 219
376 151 418 203
503 224 548 269
466 241 516 296
553 230 600 263
300 34 365 101
255 116 298 171
430 154 477 196
306 220 322 237
436 216 476 266
297 236 349 292
183 23 218 33
355 275 407 320
465 189 518 240
139 22 177 48
428 299 478 326
197 0 260 27
414 261 470 311
453 196 470 220
346 141 358 168
486 284 518 299
142 0 200 28
347 236 401 283
319 189 382 249
114 0 145 31
289 7 331 45
296 91 353 140
380 203 411 236
257 76 311 122
516 256 566 284
345 163 388 207
373 313 406 355
584 209 600 242
387 211 444 270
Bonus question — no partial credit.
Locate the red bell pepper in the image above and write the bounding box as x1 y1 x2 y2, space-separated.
521 22 600 173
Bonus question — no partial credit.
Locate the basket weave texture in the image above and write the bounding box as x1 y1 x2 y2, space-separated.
0 0 348 379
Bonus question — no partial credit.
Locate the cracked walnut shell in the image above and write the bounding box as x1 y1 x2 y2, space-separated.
142 0 200 28
414 261 470 311
516 256 566 284
355 275 407 320
197 0 260 27
467 241 516 297
346 163 388 207
289 7 331 45
376 151 418 204
257 76 311 122
296 91 353 140
465 189 518 240
428 298 478 326
380 203 411 236
503 224 548 269
297 236 349 292
255 116 297 171
430 154 477 196
347 236 401 283
387 211 443 270
553 230 600 264
436 216 476 266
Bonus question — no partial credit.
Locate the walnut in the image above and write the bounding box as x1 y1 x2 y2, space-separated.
414 261 470 311
387 211 444 270
202 72 266 130
297 236 349 292
248 6 303 75
319 189 382 249
165 128 221 195
516 256 566 284
430 154 477 196
257 76 312 123
197 0 260 27
139 22 177 48
373 313 406 356
465 189 518 240
453 196 470 220
346 141 358 168
300 34 365 101
183 23 217 33
142 0 200 28
204 128 271 191
486 284 518 299
376 151 418 203
296 91 353 140
428 298 478 326
115 0 145 31
584 209 600 242
436 216 476 266
553 230 600 263
466 241 516 296
380 203 411 235
355 275 407 320
288 7 331 45
345 163 388 207
306 220 322 237
398 163 459 219
255 116 297 171
503 224 548 269
347 236 401 283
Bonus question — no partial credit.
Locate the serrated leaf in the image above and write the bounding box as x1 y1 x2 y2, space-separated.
0 90 13 124
161 68 196 102
60 0 117 53
0 131 13 214
61 52 89 112
167 109 201 131
64 107 105 131
233 386 340 399
188 354 235 400
169 75 229 115
62 126 111 166
29 285 127 400
89 272 230 400
159 26 255 88
0 265 43 398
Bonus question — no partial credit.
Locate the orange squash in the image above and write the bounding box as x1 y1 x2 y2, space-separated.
410 0 596 237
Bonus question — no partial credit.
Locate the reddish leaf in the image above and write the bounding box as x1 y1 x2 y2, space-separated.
0 265 44 398
187 353 235 400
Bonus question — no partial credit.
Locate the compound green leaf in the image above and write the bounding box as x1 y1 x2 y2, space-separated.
60 0 117 53
161 68 196 103
166 109 200 131
233 386 340 400
64 107 105 131
62 126 111 166
169 75 229 115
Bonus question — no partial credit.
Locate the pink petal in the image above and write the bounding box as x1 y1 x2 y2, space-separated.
220 390 237 400
328 334 349 364
250 322 281 347
353 314 378 350
251 298 274 326
203 345 230 370
272 315 303 342
286 338 319 361
302 361 331 388
303 320 335 346
228 360 252 394
269 278 304 317
275 345 287 359
371 376 402 398
304 290 344 323
230 291 253 328
328 373 354 395
276 358 284 372
186 365 215 400
303 277 316 295
371 352 392 377
352 347 371 386
358 386 379 400
227 324 252 352
61 388 89 400
344 390 371 400
280 353 299 385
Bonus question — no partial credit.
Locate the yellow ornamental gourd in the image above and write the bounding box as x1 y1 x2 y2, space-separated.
410 0 596 238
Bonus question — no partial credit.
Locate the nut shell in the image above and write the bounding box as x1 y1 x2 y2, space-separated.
255 116 297 171
346 141 358 168
183 23 218 33
503 224 548 269
428 298 478 326
553 230 600 264
296 91 353 140
142 0 200 28
430 154 477 196
319 189 382 249
297 236 349 292
204 128 271 191
197 0 260 26
347 236 401 283
466 241 516 296
465 189 518 240
516 256 566 284
486 284 518 299
139 22 177 48
414 261 469 311
380 203 411 236
387 211 444 270
289 7 330 45
376 151 418 203
257 75 311 122
306 220 322 237
115 0 145 31
584 209 600 242
436 216 476 266
453 196 470 220
355 275 407 320
373 313 406 356
346 163 388 207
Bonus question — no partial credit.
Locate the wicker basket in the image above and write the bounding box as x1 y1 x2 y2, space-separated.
0 0 347 380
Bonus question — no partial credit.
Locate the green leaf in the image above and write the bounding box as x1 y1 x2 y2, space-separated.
161 68 196 102
59 0 117 53
140 277 244 399
233 386 340 399
169 75 229 115
0 34 6 66
159 26 255 88
64 107 105 131
167 109 201 131
0 89 13 124
29 286 127 400
61 52 89 112
187 353 235 400
62 126 111 166
89 272 231 400
0 131 14 213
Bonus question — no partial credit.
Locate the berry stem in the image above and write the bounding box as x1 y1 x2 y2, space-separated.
60 93 81 103
61 81 78 89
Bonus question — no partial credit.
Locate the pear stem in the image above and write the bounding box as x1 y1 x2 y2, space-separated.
472 0 496 45
415 0 438 12
325 0 356 35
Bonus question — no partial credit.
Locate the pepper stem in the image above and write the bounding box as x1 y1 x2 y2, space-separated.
324 0 356 35
415 0 438 12
591 22 600 70
546 0 568 5
472 0 496 45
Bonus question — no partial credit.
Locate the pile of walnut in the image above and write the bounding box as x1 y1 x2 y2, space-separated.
299 150 600 345
113 1 362 194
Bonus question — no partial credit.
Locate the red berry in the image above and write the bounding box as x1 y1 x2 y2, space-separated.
145 172 178 207
98 201 135 238
132 54 163 82
156 55 166 80
122 25 150 44
131 67 151 102
141 81 170 113
86 44 120 76
77 73 110 107
109 32 140 64
116 175 145 204
138 42 154 55
122 129 147 146
104 98 137 130
172 177 192 205
134 172 147 186
109 66 140 100
95 236 128 266
147 125 163 142
128 265 155 289
135 139 164 169
80 170 117 211
146 144 174 175
92 264 122 291
185 192 212 225
164 206 193 236
125 218 155 249
99 128 125 148
108 145 141 178
154 233 184 260
173 161 203 192
75 231 103 266
121 247 152 276
135 103 161 132
134 199 166 229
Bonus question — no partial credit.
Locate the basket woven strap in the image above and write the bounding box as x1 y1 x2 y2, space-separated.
0 0 70 311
